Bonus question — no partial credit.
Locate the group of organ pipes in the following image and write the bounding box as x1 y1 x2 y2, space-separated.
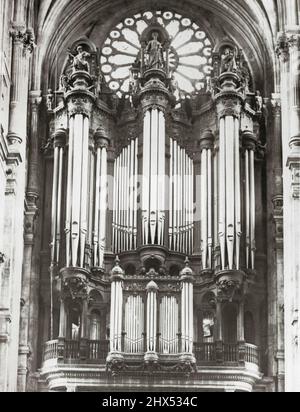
49 36 261 366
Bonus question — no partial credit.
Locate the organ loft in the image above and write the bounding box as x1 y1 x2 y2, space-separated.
40 15 265 391
1 1 299 392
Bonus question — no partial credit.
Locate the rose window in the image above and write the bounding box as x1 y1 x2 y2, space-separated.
100 10 213 97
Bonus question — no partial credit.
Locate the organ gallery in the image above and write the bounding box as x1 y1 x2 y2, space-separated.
0 0 300 393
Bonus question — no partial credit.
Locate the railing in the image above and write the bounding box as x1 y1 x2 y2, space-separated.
43 339 109 363
44 339 260 367
194 342 260 366
43 340 58 361
223 343 238 362
194 342 216 362
88 340 109 361
245 343 259 365
65 339 80 359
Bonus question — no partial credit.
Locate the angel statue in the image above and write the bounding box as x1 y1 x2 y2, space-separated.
145 32 164 69
68 45 90 73
220 47 237 73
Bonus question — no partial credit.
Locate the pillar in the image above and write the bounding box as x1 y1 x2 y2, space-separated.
277 30 300 392
109 259 124 353
17 92 42 392
145 281 158 357
3 12 33 391
215 73 243 271
180 262 194 354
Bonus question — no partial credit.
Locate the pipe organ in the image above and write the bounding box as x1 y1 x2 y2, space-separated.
113 138 138 253
124 295 144 353
159 296 179 354
169 138 194 255
142 108 166 247
46 17 264 379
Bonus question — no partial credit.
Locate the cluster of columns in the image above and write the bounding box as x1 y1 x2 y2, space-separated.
277 30 300 392
0 0 34 392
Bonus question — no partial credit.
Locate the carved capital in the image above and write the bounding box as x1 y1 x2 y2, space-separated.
10 27 35 54
270 95 281 117
272 195 283 247
276 32 290 63
288 33 300 52
242 130 257 150
287 137 300 199
62 276 88 301
29 91 42 111
53 128 66 148
94 128 110 149
67 95 94 117
199 129 214 150
216 96 242 119
215 270 244 302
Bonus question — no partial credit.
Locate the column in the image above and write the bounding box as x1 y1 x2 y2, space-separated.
199 130 214 270
215 73 243 271
109 259 124 353
242 131 257 270
268 97 285 392
93 131 110 268
145 281 158 360
3 14 33 392
17 92 42 392
180 260 195 355
277 31 300 392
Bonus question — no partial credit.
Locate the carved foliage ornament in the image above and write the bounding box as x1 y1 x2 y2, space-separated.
216 279 241 302
216 98 242 119
10 28 35 54
67 96 93 117
62 277 88 301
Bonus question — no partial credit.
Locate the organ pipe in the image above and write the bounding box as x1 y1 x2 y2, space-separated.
169 138 194 255
112 138 138 253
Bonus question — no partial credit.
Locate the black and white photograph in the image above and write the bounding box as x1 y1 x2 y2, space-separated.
0 0 299 394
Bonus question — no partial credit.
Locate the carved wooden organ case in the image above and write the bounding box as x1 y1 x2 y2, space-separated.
44 13 265 373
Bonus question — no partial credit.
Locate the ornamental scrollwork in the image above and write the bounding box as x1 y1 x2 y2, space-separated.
62 276 88 301
216 279 241 302
67 97 93 117
106 357 127 377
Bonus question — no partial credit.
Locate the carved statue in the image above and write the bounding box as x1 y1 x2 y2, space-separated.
145 32 164 69
129 68 139 94
68 45 90 73
46 89 54 111
60 74 71 92
240 62 251 93
220 47 237 73
255 90 263 112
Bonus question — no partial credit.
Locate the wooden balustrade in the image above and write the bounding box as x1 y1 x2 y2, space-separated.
194 342 259 366
43 339 259 367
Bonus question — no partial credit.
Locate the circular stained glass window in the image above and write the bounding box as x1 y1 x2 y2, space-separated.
101 10 213 98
